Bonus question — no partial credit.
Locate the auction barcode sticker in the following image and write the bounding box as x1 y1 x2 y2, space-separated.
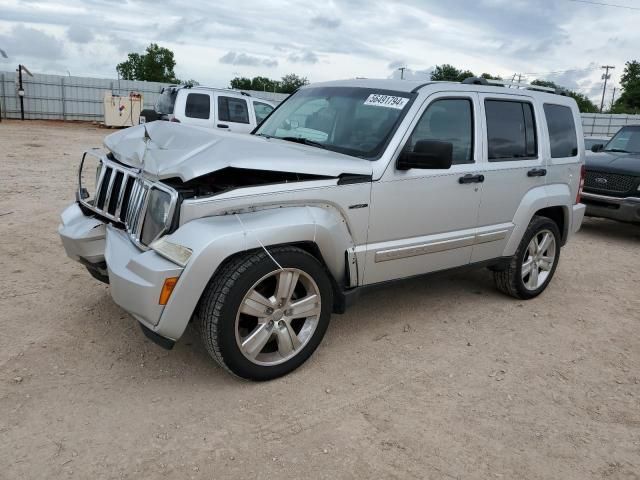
364 94 409 109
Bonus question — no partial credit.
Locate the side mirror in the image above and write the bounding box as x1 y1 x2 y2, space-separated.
397 140 453 170
591 143 604 152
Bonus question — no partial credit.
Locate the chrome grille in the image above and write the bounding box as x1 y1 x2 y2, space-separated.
78 151 177 247
584 171 636 194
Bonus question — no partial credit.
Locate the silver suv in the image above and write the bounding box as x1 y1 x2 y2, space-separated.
59 78 586 380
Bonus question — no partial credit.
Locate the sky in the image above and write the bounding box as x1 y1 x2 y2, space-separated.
0 0 639 106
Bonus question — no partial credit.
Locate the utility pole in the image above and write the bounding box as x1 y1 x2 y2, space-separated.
18 64 24 120
398 67 406 80
600 65 615 113
610 87 617 110
16 64 33 121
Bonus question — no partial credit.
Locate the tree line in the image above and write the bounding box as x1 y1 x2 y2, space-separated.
116 44 640 114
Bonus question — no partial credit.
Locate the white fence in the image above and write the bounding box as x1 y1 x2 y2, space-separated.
2 72 638 136
581 113 640 138
0 70 288 122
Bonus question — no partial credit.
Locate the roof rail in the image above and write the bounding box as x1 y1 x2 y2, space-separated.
240 91 252 97
461 76 558 94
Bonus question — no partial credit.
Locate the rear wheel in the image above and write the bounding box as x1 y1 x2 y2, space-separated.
197 246 333 380
494 216 561 299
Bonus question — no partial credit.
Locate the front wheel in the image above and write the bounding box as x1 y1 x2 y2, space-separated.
494 216 561 300
197 246 333 380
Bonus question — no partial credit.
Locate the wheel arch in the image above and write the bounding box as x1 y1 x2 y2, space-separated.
503 183 572 256
153 206 355 340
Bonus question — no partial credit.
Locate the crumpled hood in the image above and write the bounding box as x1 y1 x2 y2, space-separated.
585 151 640 176
103 121 373 182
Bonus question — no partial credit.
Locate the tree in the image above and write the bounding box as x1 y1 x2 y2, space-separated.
180 79 200 87
430 64 475 82
612 60 640 114
116 43 179 83
480 73 502 80
250 76 278 92
230 77 253 90
278 73 309 93
531 79 598 113
229 74 308 93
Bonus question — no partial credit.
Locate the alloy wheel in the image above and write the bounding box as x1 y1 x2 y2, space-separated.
235 268 322 366
521 229 557 291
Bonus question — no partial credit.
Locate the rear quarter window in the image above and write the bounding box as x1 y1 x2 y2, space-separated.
543 104 578 158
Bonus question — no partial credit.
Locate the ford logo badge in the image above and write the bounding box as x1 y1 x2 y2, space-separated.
595 177 608 184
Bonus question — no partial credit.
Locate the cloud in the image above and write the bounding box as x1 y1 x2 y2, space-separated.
67 25 94 43
219 51 278 68
288 51 319 64
310 15 341 29
0 24 65 60
388 60 406 70
0 0 635 102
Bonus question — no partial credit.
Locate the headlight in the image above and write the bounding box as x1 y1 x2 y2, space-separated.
140 188 172 246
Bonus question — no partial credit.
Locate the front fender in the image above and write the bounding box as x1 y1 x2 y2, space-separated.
503 183 571 256
154 205 354 340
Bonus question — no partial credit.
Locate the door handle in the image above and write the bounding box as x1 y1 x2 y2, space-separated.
459 174 485 184
217 124 229 129
527 168 547 177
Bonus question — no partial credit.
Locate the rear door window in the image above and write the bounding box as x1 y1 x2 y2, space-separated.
185 93 211 119
485 100 537 161
218 96 250 124
543 104 578 158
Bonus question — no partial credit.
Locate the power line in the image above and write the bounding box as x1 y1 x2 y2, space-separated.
567 0 640 11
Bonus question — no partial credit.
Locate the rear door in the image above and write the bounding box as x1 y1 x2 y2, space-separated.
214 94 254 133
471 93 547 263
178 91 214 128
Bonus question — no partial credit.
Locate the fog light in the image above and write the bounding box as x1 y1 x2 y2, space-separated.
159 277 178 305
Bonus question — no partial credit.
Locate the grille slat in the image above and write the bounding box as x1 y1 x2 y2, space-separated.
585 171 636 194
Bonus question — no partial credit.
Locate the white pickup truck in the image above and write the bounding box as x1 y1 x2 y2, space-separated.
60 77 586 380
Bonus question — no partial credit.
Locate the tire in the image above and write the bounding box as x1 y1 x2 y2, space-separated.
494 216 561 300
197 246 333 380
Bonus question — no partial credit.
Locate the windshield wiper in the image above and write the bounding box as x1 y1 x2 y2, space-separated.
280 136 327 150
604 148 630 153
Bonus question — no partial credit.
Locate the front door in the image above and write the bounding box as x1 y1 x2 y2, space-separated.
363 92 484 285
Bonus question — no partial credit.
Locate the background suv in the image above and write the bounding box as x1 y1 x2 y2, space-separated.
140 85 276 133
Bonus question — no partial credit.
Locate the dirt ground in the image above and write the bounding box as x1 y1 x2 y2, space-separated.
1 119 639 480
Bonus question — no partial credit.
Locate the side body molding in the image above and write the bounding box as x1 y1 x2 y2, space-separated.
155 205 355 340
502 183 571 257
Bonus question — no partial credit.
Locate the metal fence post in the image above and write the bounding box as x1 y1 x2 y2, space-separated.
0 73 4 121
61 77 66 121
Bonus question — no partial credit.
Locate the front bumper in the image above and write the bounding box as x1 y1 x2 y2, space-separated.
59 203 184 340
105 225 183 331
582 191 640 223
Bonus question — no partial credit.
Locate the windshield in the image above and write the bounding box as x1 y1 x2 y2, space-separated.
604 126 640 153
155 88 177 114
255 87 414 159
